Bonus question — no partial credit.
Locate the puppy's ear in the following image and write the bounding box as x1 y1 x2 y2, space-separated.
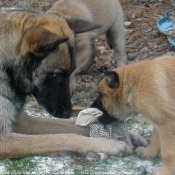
21 27 68 56
64 16 102 34
104 70 119 88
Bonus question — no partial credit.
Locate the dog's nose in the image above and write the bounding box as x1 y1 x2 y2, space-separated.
61 109 72 119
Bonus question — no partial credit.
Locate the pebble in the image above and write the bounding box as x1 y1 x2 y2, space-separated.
85 152 100 162
138 166 147 175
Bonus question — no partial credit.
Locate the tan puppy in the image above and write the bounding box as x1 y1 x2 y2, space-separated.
48 0 127 93
96 56 175 175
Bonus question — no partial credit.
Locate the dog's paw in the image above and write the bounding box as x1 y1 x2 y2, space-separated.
104 139 134 157
135 147 156 159
129 131 148 148
89 137 134 157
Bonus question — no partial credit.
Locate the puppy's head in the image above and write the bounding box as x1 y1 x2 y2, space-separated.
93 70 132 123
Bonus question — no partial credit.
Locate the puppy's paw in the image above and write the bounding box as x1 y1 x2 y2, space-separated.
154 168 175 175
129 131 148 148
135 147 156 159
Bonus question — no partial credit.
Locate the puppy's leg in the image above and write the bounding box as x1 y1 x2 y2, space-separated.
75 43 96 75
129 131 148 148
154 123 175 175
135 128 160 159
70 43 95 94
105 22 127 67
0 133 133 158
13 110 89 136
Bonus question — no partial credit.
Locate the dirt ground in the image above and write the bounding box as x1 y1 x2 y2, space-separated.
0 0 175 174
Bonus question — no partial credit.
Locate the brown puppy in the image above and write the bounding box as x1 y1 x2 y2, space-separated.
97 56 175 175
48 0 127 93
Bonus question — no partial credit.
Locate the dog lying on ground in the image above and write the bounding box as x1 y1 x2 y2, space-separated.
95 55 175 175
48 0 127 94
0 6 136 158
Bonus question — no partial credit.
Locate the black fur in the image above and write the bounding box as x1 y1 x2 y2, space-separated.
91 93 116 124
32 44 75 118
32 71 72 118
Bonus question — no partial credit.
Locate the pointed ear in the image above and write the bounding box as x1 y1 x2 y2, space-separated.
103 70 119 88
64 16 102 34
23 27 68 56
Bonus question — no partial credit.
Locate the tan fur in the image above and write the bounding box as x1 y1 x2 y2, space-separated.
98 56 175 175
48 0 127 93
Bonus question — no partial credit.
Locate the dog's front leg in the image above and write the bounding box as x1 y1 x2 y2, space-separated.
0 133 133 158
0 96 19 136
13 110 89 136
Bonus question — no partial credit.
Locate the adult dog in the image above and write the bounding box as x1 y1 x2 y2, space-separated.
95 56 175 175
0 7 134 158
48 0 127 93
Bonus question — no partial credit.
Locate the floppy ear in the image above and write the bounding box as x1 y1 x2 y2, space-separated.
23 27 68 56
103 70 119 88
64 16 102 34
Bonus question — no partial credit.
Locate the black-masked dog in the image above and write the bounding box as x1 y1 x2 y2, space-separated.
0 6 135 158
96 56 175 175
48 0 127 94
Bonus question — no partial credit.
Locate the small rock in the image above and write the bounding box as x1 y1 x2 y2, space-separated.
124 21 132 27
138 166 147 175
98 153 108 162
139 47 149 53
128 53 138 61
85 152 100 162
164 51 175 56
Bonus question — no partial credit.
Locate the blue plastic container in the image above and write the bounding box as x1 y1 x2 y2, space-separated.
157 8 175 46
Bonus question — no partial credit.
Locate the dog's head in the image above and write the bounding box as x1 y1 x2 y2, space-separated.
1 7 101 118
93 69 134 124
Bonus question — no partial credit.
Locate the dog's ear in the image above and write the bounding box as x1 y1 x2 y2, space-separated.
64 16 102 34
104 70 119 88
23 27 68 56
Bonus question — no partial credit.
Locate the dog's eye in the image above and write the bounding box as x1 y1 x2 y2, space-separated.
53 73 58 77
47 72 59 79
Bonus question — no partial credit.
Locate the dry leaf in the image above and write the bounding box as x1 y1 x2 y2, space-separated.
72 106 84 111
